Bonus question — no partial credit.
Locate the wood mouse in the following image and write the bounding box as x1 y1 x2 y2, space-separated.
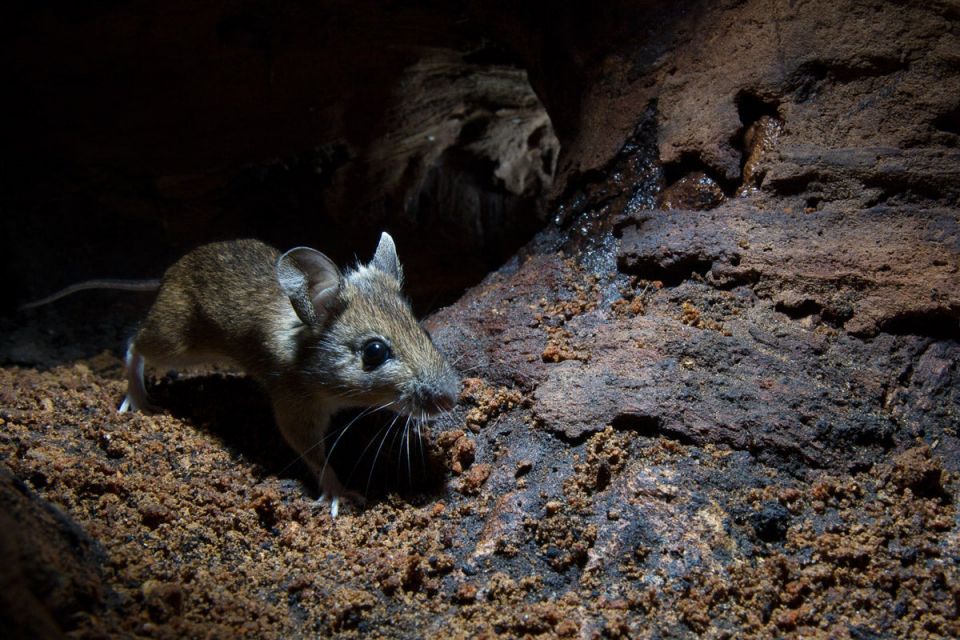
24 233 460 516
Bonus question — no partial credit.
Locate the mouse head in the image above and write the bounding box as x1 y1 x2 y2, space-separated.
277 232 459 418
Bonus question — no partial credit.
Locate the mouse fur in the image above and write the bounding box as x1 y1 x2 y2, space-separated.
120 233 459 516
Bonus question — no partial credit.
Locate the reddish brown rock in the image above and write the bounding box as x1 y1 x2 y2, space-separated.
618 205 960 337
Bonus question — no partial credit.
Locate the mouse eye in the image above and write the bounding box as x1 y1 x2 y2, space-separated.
361 338 392 370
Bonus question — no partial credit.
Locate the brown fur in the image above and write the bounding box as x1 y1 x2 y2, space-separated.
123 234 458 516
134 239 296 373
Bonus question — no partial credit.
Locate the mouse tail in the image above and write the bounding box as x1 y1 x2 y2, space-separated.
19 279 162 311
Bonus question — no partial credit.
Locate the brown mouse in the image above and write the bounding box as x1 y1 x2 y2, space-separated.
27 233 460 516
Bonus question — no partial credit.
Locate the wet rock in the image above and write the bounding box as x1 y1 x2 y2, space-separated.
738 115 784 196
657 172 726 210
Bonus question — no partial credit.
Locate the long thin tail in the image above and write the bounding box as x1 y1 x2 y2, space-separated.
19 279 162 311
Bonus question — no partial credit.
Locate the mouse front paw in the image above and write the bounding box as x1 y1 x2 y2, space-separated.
314 491 367 518
118 394 160 414
316 468 366 517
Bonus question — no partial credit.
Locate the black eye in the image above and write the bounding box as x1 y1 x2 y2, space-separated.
361 338 392 369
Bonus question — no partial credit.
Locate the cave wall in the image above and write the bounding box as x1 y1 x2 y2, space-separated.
2 0 565 311
6 0 956 312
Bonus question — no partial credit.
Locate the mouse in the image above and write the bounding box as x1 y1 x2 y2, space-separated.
23 233 460 516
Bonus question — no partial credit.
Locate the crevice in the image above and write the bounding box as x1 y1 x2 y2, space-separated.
662 152 737 197
878 310 960 341
774 299 823 320
734 90 783 194
763 171 821 197
618 254 717 287
932 105 960 137
736 91 780 130
610 412 696 446
457 116 492 145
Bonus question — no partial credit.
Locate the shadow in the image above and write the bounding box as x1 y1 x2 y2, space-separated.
326 407 448 502
152 374 447 502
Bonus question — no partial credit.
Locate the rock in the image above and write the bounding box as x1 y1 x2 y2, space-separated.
889 446 946 499
0 466 108 639
749 501 791 543
617 205 960 337
657 172 726 210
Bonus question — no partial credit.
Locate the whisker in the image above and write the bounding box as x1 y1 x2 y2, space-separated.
277 400 395 477
416 420 425 471
317 400 398 487
404 414 413 488
366 413 402 499
344 413 395 486
393 414 408 487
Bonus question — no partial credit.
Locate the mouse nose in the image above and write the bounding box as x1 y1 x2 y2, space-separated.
431 391 457 413
415 385 458 415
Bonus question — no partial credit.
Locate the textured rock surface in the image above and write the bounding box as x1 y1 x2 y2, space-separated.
2 0 959 638
618 206 959 337
0 466 108 638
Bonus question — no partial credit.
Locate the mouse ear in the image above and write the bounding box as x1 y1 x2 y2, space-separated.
276 247 343 325
370 232 403 284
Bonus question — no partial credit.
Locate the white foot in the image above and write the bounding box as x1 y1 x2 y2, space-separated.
315 467 366 517
120 343 155 413
118 394 159 414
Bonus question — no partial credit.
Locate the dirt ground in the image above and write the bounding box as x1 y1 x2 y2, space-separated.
1 245 957 638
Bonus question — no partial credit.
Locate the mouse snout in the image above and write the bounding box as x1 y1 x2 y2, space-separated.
430 389 457 414
412 381 458 415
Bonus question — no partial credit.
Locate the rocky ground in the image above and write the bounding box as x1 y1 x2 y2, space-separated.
2 0 959 638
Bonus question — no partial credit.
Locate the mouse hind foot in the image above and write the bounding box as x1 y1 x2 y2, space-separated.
119 343 158 413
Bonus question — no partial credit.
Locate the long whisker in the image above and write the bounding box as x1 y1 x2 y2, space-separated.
277 400 394 477
416 420 425 471
392 414 407 487
345 413 397 486
317 400 398 487
366 413 402 499
404 414 413 488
